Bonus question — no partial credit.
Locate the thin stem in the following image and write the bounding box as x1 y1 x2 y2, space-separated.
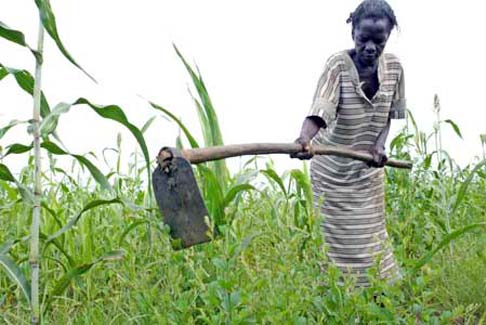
29 19 45 325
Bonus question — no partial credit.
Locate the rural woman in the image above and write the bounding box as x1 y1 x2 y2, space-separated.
292 0 405 287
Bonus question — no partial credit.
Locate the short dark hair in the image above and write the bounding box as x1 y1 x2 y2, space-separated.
346 0 398 32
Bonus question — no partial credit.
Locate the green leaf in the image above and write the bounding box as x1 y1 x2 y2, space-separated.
39 102 71 136
41 141 112 191
4 143 33 157
118 221 147 246
223 184 255 208
0 254 31 304
141 116 156 134
173 45 229 189
412 222 486 273
261 169 287 197
149 101 200 148
197 165 224 225
452 159 486 214
0 64 51 117
45 249 125 310
34 0 95 82
443 119 463 139
231 232 261 260
0 163 34 204
96 249 126 262
73 98 151 193
46 198 123 242
290 169 313 204
0 21 29 47
0 120 27 140
0 163 16 182
0 236 29 255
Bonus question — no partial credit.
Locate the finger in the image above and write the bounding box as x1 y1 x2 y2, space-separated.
295 152 313 160
308 143 315 156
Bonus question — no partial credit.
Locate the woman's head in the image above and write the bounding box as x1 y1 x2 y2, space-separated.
347 0 398 66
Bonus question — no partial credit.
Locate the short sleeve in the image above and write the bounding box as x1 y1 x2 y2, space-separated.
308 56 341 126
389 66 406 119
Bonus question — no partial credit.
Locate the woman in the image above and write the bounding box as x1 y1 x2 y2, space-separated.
292 0 405 287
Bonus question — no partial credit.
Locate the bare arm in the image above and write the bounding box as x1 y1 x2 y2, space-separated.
369 117 391 167
290 116 326 160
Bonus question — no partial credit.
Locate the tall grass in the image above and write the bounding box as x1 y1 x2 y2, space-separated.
0 5 485 324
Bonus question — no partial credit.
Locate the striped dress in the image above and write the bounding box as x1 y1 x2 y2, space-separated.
308 50 406 287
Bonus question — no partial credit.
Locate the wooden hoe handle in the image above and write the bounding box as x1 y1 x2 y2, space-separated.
158 143 412 169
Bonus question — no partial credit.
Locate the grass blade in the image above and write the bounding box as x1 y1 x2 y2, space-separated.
45 250 125 311
33 0 95 82
452 159 486 214
46 198 123 242
0 254 31 304
141 116 156 134
444 119 463 139
412 222 486 273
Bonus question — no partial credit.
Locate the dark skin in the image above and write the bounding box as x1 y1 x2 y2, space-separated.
292 17 392 167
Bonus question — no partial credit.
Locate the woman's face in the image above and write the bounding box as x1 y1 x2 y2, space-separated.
352 17 391 67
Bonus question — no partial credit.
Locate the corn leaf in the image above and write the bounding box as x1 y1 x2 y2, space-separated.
0 21 28 47
174 45 229 189
0 64 51 117
41 141 112 191
197 165 224 225
3 143 33 157
261 169 287 197
39 102 71 136
73 98 151 193
0 120 27 140
0 163 34 204
0 254 31 304
223 184 255 208
149 101 199 148
0 163 16 182
34 0 95 82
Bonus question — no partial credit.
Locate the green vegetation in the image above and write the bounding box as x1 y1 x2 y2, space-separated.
0 3 485 324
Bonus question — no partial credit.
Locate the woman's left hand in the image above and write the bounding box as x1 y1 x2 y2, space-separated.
368 145 388 168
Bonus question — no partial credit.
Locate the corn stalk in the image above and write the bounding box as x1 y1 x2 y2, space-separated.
481 134 486 159
29 19 45 325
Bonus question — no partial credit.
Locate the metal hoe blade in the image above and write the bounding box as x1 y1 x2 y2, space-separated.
152 150 211 249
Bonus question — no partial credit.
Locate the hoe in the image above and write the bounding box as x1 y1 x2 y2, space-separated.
152 143 412 249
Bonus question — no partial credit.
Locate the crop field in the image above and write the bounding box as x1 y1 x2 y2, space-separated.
1 2 485 324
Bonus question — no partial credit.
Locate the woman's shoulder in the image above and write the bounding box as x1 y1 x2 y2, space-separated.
383 53 404 69
323 50 349 71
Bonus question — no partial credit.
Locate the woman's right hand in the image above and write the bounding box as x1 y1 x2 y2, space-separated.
290 136 314 160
